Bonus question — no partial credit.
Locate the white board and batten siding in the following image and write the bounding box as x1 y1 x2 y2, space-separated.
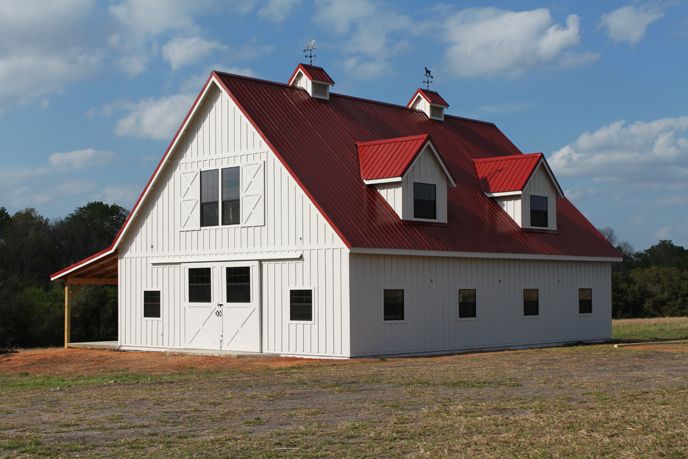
118 82 350 357
349 254 611 357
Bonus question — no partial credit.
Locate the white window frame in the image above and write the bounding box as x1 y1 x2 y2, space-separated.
382 287 406 324
578 286 593 316
142 288 162 321
199 166 242 229
457 287 478 321
411 181 438 222
522 286 541 319
288 287 315 324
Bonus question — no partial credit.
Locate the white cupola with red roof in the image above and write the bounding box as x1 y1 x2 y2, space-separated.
407 88 449 121
288 63 335 100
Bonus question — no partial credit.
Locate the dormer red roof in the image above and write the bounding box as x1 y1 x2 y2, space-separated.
288 63 335 85
358 134 455 185
474 153 543 194
407 88 449 108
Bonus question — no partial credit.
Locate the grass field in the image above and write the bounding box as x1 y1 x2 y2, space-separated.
613 316 688 341
1 319 687 457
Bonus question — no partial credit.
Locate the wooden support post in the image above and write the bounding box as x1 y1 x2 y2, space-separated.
64 283 71 348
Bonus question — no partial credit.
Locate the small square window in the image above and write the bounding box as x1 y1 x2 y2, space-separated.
189 268 211 303
530 195 548 228
579 288 592 314
384 289 404 321
143 291 161 318
523 289 539 316
290 290 313 321
459 289 477 318
413 182 436 220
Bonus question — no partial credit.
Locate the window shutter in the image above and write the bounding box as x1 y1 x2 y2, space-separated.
180 170 200 230
241 162 265 227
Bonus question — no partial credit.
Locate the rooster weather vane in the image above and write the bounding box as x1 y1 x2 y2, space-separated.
303 39 316 65
423 67 434 90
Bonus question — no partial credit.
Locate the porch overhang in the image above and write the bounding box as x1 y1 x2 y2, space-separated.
51 249 118 348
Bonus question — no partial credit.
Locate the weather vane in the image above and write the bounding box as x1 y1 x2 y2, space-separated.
303 39 316 65
423 67 434 90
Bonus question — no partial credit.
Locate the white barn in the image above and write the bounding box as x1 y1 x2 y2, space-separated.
51 63 620 358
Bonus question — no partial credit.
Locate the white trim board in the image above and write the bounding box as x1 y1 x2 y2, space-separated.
349 247 621 263
150 251 303 265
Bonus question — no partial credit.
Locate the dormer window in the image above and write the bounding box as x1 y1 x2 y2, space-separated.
407 88 449 120
288 63 334 100
358 134 456 223
413 182 437 219
474 153 564 231
530 195 548 228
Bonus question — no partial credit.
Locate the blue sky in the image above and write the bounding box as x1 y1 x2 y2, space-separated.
0 0 687 250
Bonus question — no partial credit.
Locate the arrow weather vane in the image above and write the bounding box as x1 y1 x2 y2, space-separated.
423 67 434 90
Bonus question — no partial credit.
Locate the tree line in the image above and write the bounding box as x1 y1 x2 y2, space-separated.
0 203 686 348
0 202 127 348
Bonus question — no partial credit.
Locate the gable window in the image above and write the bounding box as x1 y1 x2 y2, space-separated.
189 268 211 303
226 267 250 303
384 289 404 321
413 182 436 219
523 289 539 316
290 289 313 321
143 291 161 318
530 195 548 228
458 289 477 318
222 167 240 225
200 170 219 227
579 288 592 314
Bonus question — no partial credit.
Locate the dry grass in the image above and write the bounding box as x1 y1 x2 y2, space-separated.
1 342 688 457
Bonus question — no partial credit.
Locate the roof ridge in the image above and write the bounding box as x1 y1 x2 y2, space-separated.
215 71 497 127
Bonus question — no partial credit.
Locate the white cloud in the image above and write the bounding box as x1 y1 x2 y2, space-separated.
0 0 102 110
162 36 226 70
109 0 208 37
656 225 673 239
442 8 595 78
600 6 664 44
314 0 377 34
100 184 138 206
49 148 116 170
314 0 411 79
115 93 195 140
550 116 688 183
258 0 301 23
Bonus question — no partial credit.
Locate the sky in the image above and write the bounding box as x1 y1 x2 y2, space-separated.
0 0 687 251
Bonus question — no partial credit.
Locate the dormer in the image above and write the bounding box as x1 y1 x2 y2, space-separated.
474 153 564 231
407 88 449 120
288 63 335 100
358 134 456 223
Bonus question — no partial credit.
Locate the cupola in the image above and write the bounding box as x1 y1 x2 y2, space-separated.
288 63 335 100
407 88 449 121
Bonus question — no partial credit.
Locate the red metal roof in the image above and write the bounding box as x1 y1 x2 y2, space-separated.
52 69 620 281
358 134 429 181
214 71 619 258
408 88 449 108
288 63 335 85
474 153 544 193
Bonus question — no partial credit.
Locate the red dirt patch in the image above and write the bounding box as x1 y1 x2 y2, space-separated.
0 348 360 376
